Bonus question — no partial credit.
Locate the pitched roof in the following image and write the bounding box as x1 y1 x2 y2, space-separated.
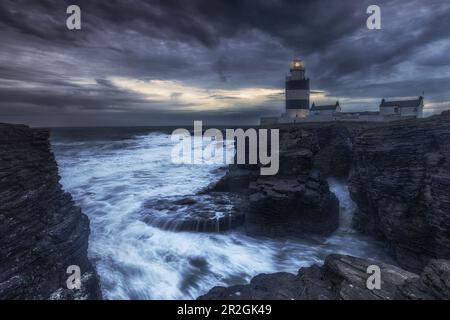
311 101 340 111
380 96 423 108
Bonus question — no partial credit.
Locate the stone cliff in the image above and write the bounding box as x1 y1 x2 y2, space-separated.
0 124 101 299
349 113 450 272
200 113 450 299
4 111 450 300
207 121 389 237
268 116 450 272
208 127 340 237
275 122 384 178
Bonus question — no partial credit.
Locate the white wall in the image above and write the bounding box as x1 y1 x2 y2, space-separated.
381 106 422 118
286 109 310 118
400 107 417 116
380 106 398 116
312 109 334 116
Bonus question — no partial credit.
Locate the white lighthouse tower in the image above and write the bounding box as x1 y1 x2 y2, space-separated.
285 59 310 118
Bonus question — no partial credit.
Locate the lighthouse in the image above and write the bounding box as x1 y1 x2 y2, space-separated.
285 59 310 118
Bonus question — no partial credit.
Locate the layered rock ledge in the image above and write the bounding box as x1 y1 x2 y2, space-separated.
349 113 450 272
245 171 338 236
140 193 246 233
0 123 101 300
199 254 450 300
207 127 341 237
201 114 450 299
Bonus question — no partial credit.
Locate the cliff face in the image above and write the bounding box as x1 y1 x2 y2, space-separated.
275 122 384 179
200 116 450 299
0 124 101 300
275 117 450 272
208 127 340 237
349 113 450 272
207 122 391 237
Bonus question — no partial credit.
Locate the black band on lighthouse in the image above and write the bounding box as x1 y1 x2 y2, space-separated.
285 80 310 90
286 99 310 110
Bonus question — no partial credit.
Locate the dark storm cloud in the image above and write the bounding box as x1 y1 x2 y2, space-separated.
0 0 449 126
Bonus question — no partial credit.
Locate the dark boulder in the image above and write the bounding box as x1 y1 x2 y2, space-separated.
398 259 450 300
205 168 258 193
245 171 339 237
198 272 301 300
199 254 450 300
302 254 417 300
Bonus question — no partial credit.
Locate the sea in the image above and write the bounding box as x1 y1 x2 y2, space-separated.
50 127 393 300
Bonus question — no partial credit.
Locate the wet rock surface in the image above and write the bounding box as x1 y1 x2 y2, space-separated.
140 193 246 232
5 113 450 299
245 171 339 237
397 259 450 300
200 116 450 300
349 113 450 272
274 122 381 178
0 124 101 300
199 254 450 300
206 127 341 237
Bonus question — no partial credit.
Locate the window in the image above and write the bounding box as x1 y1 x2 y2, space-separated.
414 107 418 112
394 107 399 113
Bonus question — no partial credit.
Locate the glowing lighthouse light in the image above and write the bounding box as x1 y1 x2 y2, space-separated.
291 59 304 70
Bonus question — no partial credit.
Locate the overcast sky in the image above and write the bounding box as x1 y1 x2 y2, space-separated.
1 0 450 127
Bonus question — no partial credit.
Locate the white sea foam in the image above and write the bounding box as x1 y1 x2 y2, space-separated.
51 129 392 300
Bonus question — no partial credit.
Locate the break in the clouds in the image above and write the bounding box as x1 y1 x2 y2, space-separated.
0 0 449 126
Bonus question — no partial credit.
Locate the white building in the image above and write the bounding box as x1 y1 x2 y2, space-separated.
379 97 424 119
310 101 341 116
